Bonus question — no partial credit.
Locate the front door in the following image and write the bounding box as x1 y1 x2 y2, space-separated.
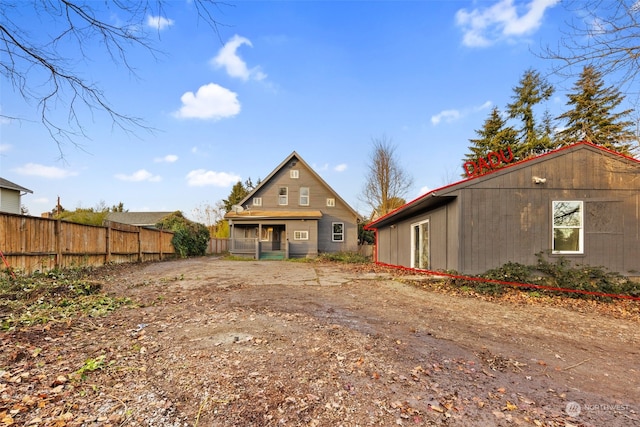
261 225 285 250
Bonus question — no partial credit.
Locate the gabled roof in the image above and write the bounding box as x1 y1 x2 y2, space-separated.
366 141 640 229
236 151 359 218
106 211 174 227
0 177 33 194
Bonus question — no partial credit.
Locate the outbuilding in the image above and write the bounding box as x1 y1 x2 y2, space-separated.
365 141 640 277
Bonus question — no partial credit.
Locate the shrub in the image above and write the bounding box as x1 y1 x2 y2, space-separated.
156 211 210 258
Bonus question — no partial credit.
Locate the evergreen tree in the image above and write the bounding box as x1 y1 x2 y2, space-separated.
464 107 517 163
556 65 635 154
223 180 251 212
534 109 560 155
507 68 554 158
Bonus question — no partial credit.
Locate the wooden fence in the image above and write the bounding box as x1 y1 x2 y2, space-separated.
207 238 229 255
0 212 175 274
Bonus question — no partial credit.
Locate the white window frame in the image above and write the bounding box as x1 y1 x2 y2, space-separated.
552 200 584 254
253 197 262 207
332 222 344 242
278 187 288 205
293 230 309 240
326 198 335 207
290 169 299 179
410 219 430 269
299 187 310 206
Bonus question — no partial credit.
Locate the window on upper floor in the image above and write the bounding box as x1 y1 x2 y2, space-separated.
253 197 262 207
300 187 309 206
290 169 299 179
278 187 288 205
326 198 335 207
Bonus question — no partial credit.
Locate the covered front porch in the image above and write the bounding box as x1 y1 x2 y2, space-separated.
226 210 322 260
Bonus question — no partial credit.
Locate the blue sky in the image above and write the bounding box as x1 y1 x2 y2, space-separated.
0 0 622 220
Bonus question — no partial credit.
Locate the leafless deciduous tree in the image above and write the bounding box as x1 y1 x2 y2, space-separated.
541 0 640 95
0 1 223 152
361 135 413 220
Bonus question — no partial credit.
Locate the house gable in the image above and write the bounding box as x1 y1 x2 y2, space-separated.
0 177 33 215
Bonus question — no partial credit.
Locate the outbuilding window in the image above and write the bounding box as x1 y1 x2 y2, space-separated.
552 201 584 254
411 219 430 269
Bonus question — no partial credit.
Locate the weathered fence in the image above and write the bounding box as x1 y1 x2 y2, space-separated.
0 213 175 274
207 238 229 255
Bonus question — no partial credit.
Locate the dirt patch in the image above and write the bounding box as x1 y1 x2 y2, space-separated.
1 258 639 426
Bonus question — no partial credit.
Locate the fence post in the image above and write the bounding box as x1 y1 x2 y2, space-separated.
105 222 111 264
137 227 142 262
55 218 62 269
159 229 163 260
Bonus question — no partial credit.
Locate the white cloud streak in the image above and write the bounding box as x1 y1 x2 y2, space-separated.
154 154 178 163
211 34 267 81
13 163 78 179
186 170 241 187
431 101 492 125
146 15 174 31
114 169 162 182
455 0 559 47
334 163 348 172
173 83 240 120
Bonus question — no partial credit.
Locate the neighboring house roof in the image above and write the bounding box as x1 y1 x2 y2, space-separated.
237 151 360 218
367 141 640 229
225 209 323 220
106 211 174 227
0 177 33 194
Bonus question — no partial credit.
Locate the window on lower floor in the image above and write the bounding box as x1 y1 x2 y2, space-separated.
293 230 309 240
552 200 583 253
332 222 344 242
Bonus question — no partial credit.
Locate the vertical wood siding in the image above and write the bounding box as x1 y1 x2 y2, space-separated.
0 213 175 273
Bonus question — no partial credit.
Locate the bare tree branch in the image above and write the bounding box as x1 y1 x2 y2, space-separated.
0 0 225 154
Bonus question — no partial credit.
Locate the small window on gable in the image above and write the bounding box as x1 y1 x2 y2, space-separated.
332 222 344 242
326 198 335 207
278 187 288 205
552 201 584 254
290 170 299 179
293 230 309 240
253 197 262 206
300 187 309 206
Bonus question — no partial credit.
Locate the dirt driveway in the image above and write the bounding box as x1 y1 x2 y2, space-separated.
2 258 639 426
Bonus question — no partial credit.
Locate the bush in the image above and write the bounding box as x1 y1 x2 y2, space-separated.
156 211 210 258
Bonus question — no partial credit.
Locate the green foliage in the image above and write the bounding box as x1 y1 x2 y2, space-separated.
463 106 518 174
318 252 371 264
556 65 635 154
156 211 210 258
448 253 640 300
53 201 127 225
222 178 258 212
0 268 132 330
358 222 375 245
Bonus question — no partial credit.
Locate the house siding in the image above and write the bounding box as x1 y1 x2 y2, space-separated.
0 188 21 214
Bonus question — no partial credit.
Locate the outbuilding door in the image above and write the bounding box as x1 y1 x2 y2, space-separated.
411 219 430 269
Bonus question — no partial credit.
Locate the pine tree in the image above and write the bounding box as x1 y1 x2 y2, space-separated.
462 107 518 176
556 65 635 154
534 109 560 155
507 68 554 159
223 181 250 212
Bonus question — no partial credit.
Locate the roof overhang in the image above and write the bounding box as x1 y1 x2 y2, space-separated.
367 194 456 229
225 210 323 221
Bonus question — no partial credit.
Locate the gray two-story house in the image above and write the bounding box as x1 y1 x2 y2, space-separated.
225 151 359 259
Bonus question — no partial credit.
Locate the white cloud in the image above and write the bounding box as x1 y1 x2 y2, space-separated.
334 163 348 172
154 154 178 163
173 83 241 120
114 169 162 182
0 143 11 152
431 109 460 125
146 15 174 31
455 0 559 47
186 169 241 187
13 163 78 179
431 101 492 125
211 34 267 81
